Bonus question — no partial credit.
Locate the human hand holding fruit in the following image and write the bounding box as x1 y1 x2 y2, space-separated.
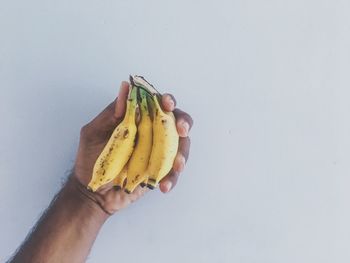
9 76 193 263
73 76 193 215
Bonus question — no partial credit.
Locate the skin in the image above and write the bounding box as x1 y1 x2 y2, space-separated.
8 81 193 263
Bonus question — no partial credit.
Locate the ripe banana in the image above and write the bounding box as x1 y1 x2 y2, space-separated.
146 93 179 189
124 88 153 193
131 76 179 189
87 86 138 192
113 165 128 190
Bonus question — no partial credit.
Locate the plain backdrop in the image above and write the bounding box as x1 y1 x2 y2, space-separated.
1 0 349 262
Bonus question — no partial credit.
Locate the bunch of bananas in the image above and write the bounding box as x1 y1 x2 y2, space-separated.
87 76 179 193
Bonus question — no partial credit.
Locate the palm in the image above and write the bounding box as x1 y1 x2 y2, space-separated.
75 126 148 212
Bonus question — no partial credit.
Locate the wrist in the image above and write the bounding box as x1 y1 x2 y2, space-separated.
63 176 112 220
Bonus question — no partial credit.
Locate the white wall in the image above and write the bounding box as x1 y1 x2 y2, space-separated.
1 0 349 262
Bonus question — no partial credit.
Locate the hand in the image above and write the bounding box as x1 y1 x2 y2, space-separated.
72 81 193 214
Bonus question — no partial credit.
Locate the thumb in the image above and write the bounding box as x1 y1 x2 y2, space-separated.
83 81 130 140
114 81 130 119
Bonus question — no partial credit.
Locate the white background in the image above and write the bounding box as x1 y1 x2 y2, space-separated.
1 1 349 262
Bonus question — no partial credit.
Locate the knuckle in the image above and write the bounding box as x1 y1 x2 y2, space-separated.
174 109 193 127
183 113 193 127
187 115 194 126
80 124 91 138
168 94 177 105
186 136 191 146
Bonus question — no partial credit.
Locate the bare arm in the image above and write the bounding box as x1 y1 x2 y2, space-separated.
8 177 109 263
8 81 193 263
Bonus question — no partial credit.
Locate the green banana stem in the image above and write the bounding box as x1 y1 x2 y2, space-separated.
128 84 138 100
130 75 161 96
139 88 149 110
129 75 163 115
125 86 138 122
139 87 155 98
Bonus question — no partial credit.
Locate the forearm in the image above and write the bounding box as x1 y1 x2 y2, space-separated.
9 176 109 263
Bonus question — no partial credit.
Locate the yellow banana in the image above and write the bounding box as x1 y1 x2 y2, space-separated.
146 94 179 189
124 88 153 193
131 75 179 189
87 86 138 192
113 165 128 190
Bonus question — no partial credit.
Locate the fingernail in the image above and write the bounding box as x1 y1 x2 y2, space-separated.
182 121 189 135
121 81 129 87
167 96 175 108
164 181 172 193
177 155 185 173
179 160 185 173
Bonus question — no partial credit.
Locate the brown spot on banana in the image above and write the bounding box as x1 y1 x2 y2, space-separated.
123 129 129 138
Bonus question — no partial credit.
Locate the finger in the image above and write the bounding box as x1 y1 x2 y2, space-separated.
120 185 149 203
130 185 150 199
159 170 179 193
83 82 129 139
114 81 130 119
173 109 194 137
178 136 191 161
172 153 186 174
161 93 177 112
172 136 191 174
159 136 191 193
